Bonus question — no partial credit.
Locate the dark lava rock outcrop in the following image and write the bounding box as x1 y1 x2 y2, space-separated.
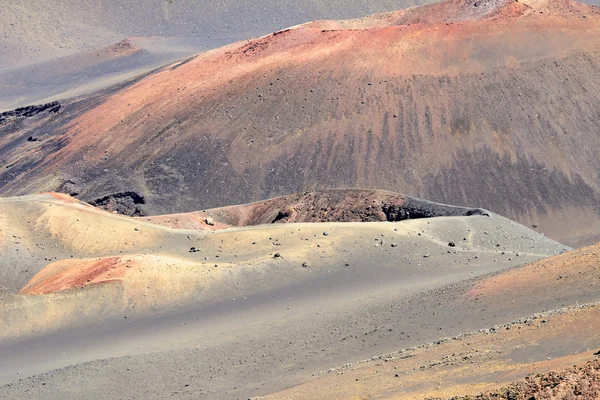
0 101 60 124
88 192 146 217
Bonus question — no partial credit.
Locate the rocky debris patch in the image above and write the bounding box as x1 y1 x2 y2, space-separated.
272 209 291 223
107 39 137 54
0 101 61 124
88 192 146 217
436 358 600 400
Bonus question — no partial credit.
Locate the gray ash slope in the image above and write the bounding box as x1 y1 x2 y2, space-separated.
0 0 435 69
0 37 228 112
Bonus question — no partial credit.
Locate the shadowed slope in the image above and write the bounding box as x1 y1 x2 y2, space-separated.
1 0 599 247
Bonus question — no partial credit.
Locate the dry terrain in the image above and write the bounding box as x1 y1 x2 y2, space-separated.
2 0 600 398
262 241 600 398
1 0 599 246
0 37 230 112
1 0 434 111
0 191 582 399
1 0 431 69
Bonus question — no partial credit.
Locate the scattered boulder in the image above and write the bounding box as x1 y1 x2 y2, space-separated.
56 179 80 197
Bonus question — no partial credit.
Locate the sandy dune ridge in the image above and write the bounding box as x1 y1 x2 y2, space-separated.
0 191 589 399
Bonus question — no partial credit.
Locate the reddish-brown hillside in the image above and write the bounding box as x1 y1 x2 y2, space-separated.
1 0 599 246
139 189 488 230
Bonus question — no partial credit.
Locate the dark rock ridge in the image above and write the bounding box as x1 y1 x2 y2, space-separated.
0 102 60 124
88 192 146 217
383 197 489 221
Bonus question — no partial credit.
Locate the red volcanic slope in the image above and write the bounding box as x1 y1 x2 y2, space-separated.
139 189 486 230
0 0 599 247
20 257 128 295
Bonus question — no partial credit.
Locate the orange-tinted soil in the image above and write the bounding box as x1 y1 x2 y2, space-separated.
263 306 600 399
444 359 600 399
20 257 131 295
465 243 600 308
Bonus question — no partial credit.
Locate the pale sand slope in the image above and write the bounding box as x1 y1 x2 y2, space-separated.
0 193 574 399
